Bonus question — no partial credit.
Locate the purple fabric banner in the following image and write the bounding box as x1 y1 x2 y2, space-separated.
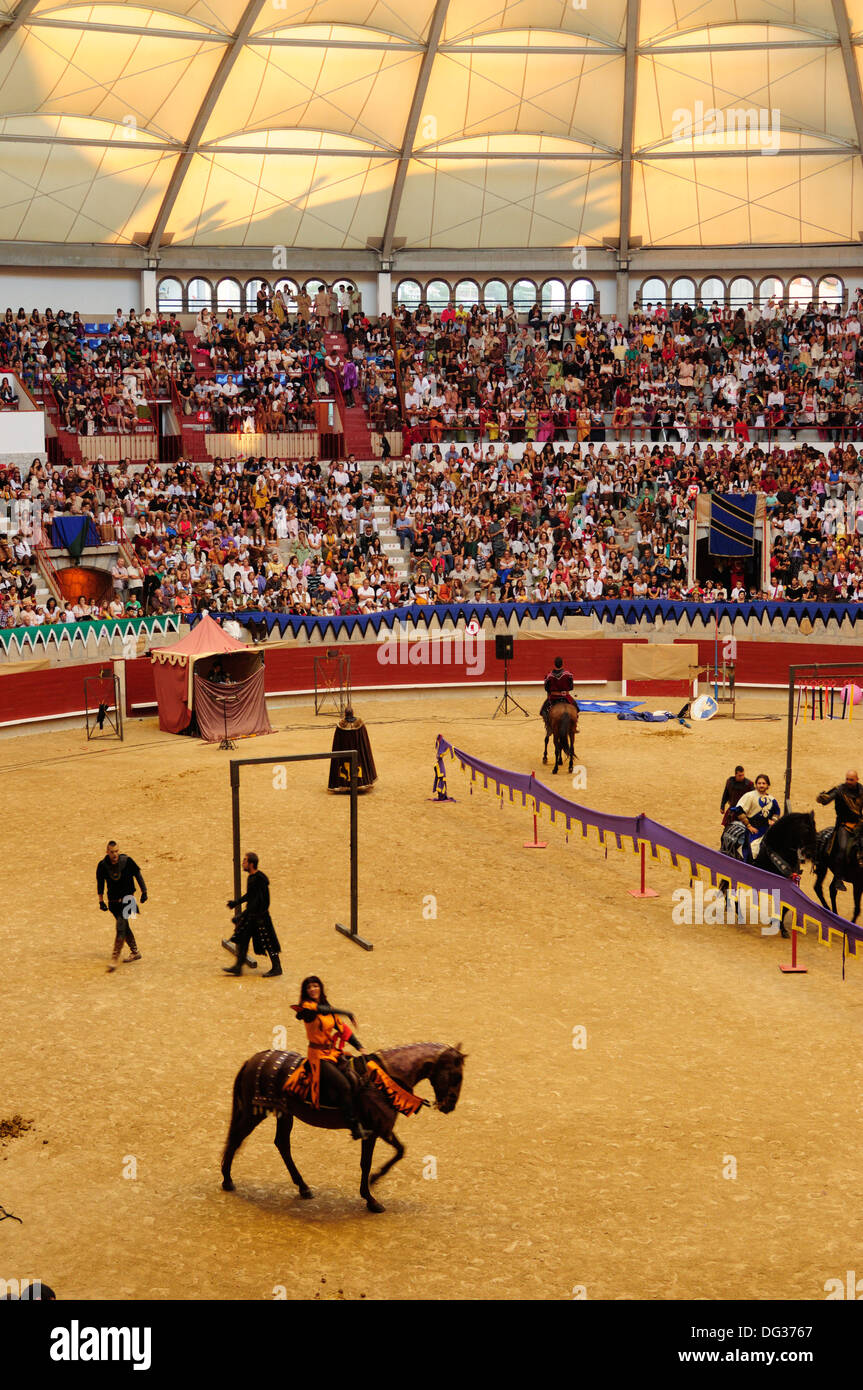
435 735 863 955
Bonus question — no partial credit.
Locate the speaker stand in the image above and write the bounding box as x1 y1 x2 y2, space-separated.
493 656 529 718
218 690 237 751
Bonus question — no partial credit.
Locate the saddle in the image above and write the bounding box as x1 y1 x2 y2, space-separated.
721 820 748 858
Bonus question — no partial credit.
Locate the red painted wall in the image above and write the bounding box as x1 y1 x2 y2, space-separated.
0 661 110 724
3 637 863 728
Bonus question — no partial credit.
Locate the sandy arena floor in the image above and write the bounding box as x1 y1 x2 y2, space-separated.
1 684 862 1302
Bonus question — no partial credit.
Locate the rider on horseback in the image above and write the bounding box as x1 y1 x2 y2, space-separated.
816 770 863 887
816 771 863 852
540 656 578 727
282 975 371 1141
735 774 781 863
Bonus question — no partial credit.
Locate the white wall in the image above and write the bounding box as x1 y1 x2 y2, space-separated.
0 269 141 316
0 371 45 455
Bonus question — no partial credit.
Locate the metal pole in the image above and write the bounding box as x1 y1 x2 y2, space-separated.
230 761 242 907
784 665 797 812
336 749 373 950
350 752 358 934
229 751 373 949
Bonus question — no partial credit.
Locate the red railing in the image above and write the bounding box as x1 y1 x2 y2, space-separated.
35 537 63 602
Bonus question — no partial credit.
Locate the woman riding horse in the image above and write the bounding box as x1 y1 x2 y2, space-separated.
282 975 370 1140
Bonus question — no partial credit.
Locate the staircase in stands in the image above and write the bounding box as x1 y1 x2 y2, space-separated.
373 493 409 584
324 331 377 460
31 377 83 466
175 333 213 461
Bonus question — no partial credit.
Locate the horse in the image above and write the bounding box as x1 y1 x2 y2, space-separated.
813 826 863 922
719 810 818 937
542 699 578 775
221 1042 466 1213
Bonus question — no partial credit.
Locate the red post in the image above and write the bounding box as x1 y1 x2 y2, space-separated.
524 772 548 849
779 925 807 974
628 841 658 898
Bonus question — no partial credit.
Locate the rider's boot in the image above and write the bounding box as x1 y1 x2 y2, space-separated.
339 1095 371 1141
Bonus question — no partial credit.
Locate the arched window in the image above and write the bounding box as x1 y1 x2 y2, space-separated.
305 278 327 297
541 279 566 314
454 278 479 307
670 277 696 305
157 277 183 312
216 277 241 311
512 278 536 313
787 275 813 307
570 278 596 307
425 279 451 311
699 277 725 305
396 279 422 309
639 277 666 308
817 275 844 307
758 275 784 309
483 279 508 308
245 278 268 311
187 278 213 313
274 278 298 307
728 276 754 308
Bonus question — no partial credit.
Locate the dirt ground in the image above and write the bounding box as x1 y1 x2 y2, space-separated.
1 682 862 1302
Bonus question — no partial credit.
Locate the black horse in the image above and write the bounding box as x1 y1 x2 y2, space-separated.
221 1043 466 1213
720 811 818 936
542 700 577 775
813 826 863 922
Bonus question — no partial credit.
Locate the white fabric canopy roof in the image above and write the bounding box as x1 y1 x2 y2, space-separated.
0 0 860 249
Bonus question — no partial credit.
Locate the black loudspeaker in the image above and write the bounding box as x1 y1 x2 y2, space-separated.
495 634 514 661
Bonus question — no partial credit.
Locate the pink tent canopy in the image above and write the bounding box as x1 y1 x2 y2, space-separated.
150 613 273 739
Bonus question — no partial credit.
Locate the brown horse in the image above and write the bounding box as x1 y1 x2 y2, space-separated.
221 1043 466 1213
543 699 578 775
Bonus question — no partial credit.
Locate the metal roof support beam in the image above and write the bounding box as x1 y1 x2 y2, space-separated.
26 18 232 42
641 145 858 158
380 0 451 262
439 42 623 55
0 0 40 58
146 0 268 257
639 38 837 53
831 0 863 174
616 0 640 320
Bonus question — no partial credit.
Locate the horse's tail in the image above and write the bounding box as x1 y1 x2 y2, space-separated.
224 1054 262 1145
229 1058 249 1122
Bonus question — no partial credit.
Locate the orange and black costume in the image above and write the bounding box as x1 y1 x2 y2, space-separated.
283 997 359 1109
283 982 426 1128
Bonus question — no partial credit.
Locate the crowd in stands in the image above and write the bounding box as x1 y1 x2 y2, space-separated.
0 285 402 439
395 290 863 448
2 286 863 627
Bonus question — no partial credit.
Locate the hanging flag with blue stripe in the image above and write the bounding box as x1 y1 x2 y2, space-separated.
709 493 757 556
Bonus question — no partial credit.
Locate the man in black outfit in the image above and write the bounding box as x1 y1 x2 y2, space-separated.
816 769 863 863
720 765 755 839
223 852 282 978
96 840 147 973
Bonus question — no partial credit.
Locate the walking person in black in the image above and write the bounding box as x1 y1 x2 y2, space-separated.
223 852 282 978
720 764 755 841
96 840 147 973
